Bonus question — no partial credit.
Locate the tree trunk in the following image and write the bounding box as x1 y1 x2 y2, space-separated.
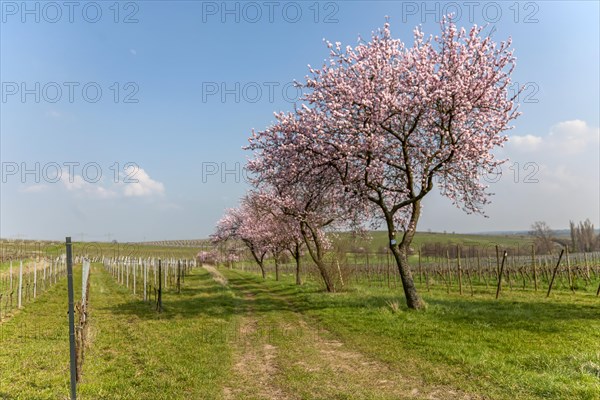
274 256 280 281
386 202 425 310
390 243 424 309
249 248 267 279
301 223 335 292
259 261 266 279
314 259 335 292
294 244 302 285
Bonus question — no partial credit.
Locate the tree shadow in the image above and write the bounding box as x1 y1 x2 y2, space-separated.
423 296 600 332
102 268 600 333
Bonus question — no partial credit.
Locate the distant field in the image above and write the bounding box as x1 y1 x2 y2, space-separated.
1 232 536 266
359 231 534 253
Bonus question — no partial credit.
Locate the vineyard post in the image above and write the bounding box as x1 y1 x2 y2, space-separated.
446 250 451 293
457 245 463 296
157 259 163 313
466 268 474 296
33 260 37 299
153 258 157 286
164 260 168 290
143 259 147 302
476 250 482 285
565 246 574 292
18 260 23 309
532 245 538 291
43 261 47 291
177 260 181 294
547 249 565 297
583 252 590 280
495 250 507 299
390 249 394 289
418 249 422 284
65 237 77 400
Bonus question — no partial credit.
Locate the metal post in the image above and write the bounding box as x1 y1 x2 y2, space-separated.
66 237 77 399
157 259 162 312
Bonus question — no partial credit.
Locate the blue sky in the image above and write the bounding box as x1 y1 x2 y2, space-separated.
1 1 598 241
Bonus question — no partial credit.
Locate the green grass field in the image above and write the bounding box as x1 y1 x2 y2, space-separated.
1 261 598 399
358 231 534 253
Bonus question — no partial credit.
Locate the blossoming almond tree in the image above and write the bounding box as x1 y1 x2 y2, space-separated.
212 197 271 278
246 142 369 292
253 191 306 285
213 191 304 281
250 17 521 309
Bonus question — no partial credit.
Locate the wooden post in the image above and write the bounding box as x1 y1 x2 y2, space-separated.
547 249 565 297
177 260 181 294
153 258 157 286
181 259 186 283
143 259 147 301
532 245 538 291
164 260 168 290
495 250 507 299
565 246 574 292
584 252 591 281
418 249 422 284
446 250 451 293
457 245 463 296
18 260 23 309
466 268 474 296
33 260 37 299
495 245 500 277
476 250 482 286
386 253 390 289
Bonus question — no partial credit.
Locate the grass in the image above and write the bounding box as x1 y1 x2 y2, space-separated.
216 268 600 400
1 263 599 399
1 263 238 399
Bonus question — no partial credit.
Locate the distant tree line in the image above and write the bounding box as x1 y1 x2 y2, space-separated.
569 219 599 252
530 219 599 254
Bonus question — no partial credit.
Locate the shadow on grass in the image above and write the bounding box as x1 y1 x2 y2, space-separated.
103 268 600 333
422 296 600 331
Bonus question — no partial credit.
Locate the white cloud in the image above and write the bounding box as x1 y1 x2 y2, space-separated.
20 184 49 193
56 166 165 199
509 134 542 152
548 119 599 154
508 120 599 155
491 119 599 229
121 167 165 197
61 173 118 199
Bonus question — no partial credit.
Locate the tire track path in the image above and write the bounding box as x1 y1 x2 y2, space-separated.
220 270 483 400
